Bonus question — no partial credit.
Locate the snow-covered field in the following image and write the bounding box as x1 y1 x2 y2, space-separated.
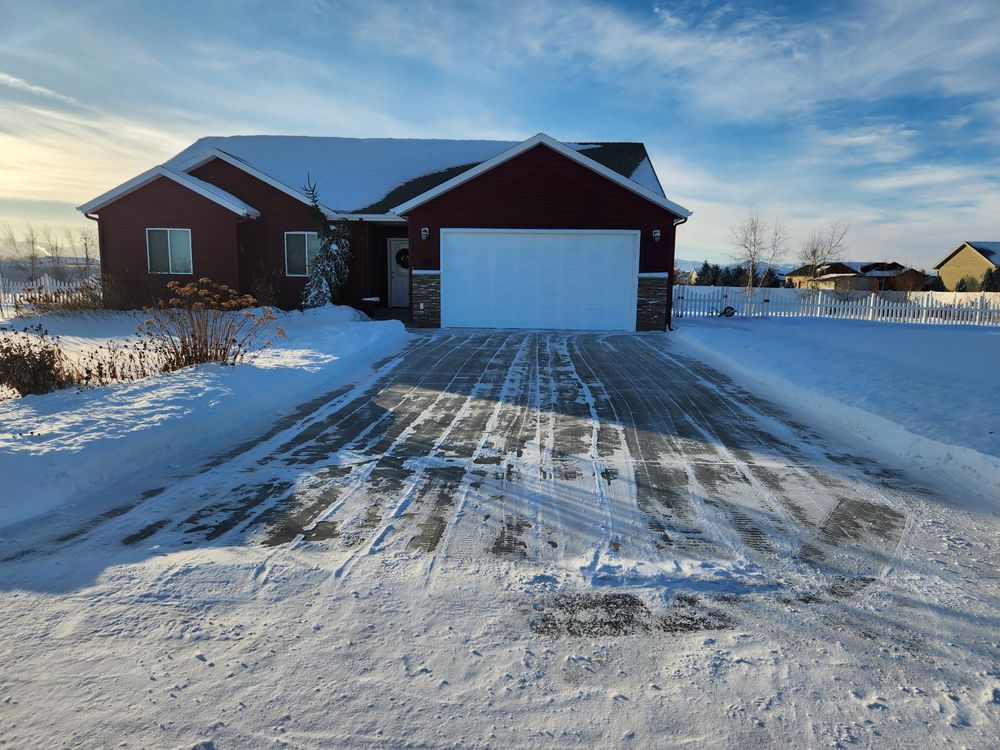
674 317 1000 501
0 307 407 528
1 319 1000 748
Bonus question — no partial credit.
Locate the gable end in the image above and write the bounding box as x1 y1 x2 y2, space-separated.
392 133 691 219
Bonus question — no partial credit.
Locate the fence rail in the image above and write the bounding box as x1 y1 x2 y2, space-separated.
0 275 100 316
672 286 1000 327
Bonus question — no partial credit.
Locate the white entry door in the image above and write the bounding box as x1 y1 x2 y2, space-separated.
440 229 640 330
388 238 409 307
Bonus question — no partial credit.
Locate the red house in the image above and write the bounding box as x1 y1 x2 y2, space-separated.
78 133 691 331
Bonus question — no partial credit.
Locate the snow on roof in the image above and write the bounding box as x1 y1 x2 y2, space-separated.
968 241 1000 262
813 272 865 281
840 261 884 273
816 261 910 277
163 135 668 214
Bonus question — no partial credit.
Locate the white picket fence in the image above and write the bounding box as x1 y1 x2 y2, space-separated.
0 275 100 316
672 286 1000 327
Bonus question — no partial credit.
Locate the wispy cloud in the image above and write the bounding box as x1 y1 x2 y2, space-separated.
815 125 920 165
857 164 991 193
0 71 82 107
346 0 1000 123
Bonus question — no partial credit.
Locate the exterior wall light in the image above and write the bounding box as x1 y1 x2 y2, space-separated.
420 227 429 240
652 229 661 243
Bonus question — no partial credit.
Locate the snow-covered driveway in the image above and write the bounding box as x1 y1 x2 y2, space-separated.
2 331 1000 747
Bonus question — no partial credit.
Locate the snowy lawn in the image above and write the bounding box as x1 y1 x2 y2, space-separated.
674 317 1000 503
0 307 407 529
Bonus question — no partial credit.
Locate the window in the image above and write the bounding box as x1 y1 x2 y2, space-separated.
146 228 192 274
285 232 321 277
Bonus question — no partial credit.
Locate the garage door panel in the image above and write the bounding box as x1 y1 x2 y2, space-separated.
440 229 639 331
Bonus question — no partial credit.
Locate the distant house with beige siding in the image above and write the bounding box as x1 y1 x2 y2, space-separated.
785 260 925 291
933 242 1000 290
811 273 876 291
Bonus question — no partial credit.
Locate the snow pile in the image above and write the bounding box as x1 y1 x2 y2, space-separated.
0 306 406 529
674 317 1000 501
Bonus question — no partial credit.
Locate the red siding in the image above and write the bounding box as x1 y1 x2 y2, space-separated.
404 144 681 275
96 176 240 302
189 158 367 308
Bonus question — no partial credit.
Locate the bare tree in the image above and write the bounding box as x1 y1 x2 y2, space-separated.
79 227 99 277
39 227 72 282
65 227 100 279
797 220 849 281
0 223 44 282
730 209 788 301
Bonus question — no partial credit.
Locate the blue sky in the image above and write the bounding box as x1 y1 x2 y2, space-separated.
1 0 998 268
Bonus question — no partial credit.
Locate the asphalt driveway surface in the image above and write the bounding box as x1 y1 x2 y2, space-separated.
10 330 919 590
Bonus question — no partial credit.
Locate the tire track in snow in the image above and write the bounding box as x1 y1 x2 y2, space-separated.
627 338 802 554
421 333 536 579
580 334 741 560
243 332 497 544
330 332 524 578
300 332 508 542
180 332 470 544
638 336 911 589
555 335 623 577
568 335 664 565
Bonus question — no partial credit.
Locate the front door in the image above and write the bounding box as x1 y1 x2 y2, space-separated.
388 238 410 307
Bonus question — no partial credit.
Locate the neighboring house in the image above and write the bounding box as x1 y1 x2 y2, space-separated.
811 273 876 292
78 133 691 331
933 242 1000 290
674 268 697 285
785 262 858 288
785 261 924 291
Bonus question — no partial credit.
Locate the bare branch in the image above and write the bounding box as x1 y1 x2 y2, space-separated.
730 209 787 298
797 220 850 277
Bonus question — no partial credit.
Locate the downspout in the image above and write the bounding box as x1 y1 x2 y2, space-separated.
84 212 101 274
666 215 688 331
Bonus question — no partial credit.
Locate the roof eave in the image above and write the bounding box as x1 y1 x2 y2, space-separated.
77 166 260 218
328 212 407 223
933 242 970 270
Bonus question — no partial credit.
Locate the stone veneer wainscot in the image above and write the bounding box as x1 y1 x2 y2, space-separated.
411 273 441 327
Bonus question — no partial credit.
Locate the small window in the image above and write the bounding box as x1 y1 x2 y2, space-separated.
285 231 321 277
146 228 192 274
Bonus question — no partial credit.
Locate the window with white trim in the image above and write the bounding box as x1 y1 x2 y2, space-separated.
285 231 321 277
146 228 193 275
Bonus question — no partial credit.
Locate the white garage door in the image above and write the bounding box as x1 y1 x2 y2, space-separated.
440 229 640 330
